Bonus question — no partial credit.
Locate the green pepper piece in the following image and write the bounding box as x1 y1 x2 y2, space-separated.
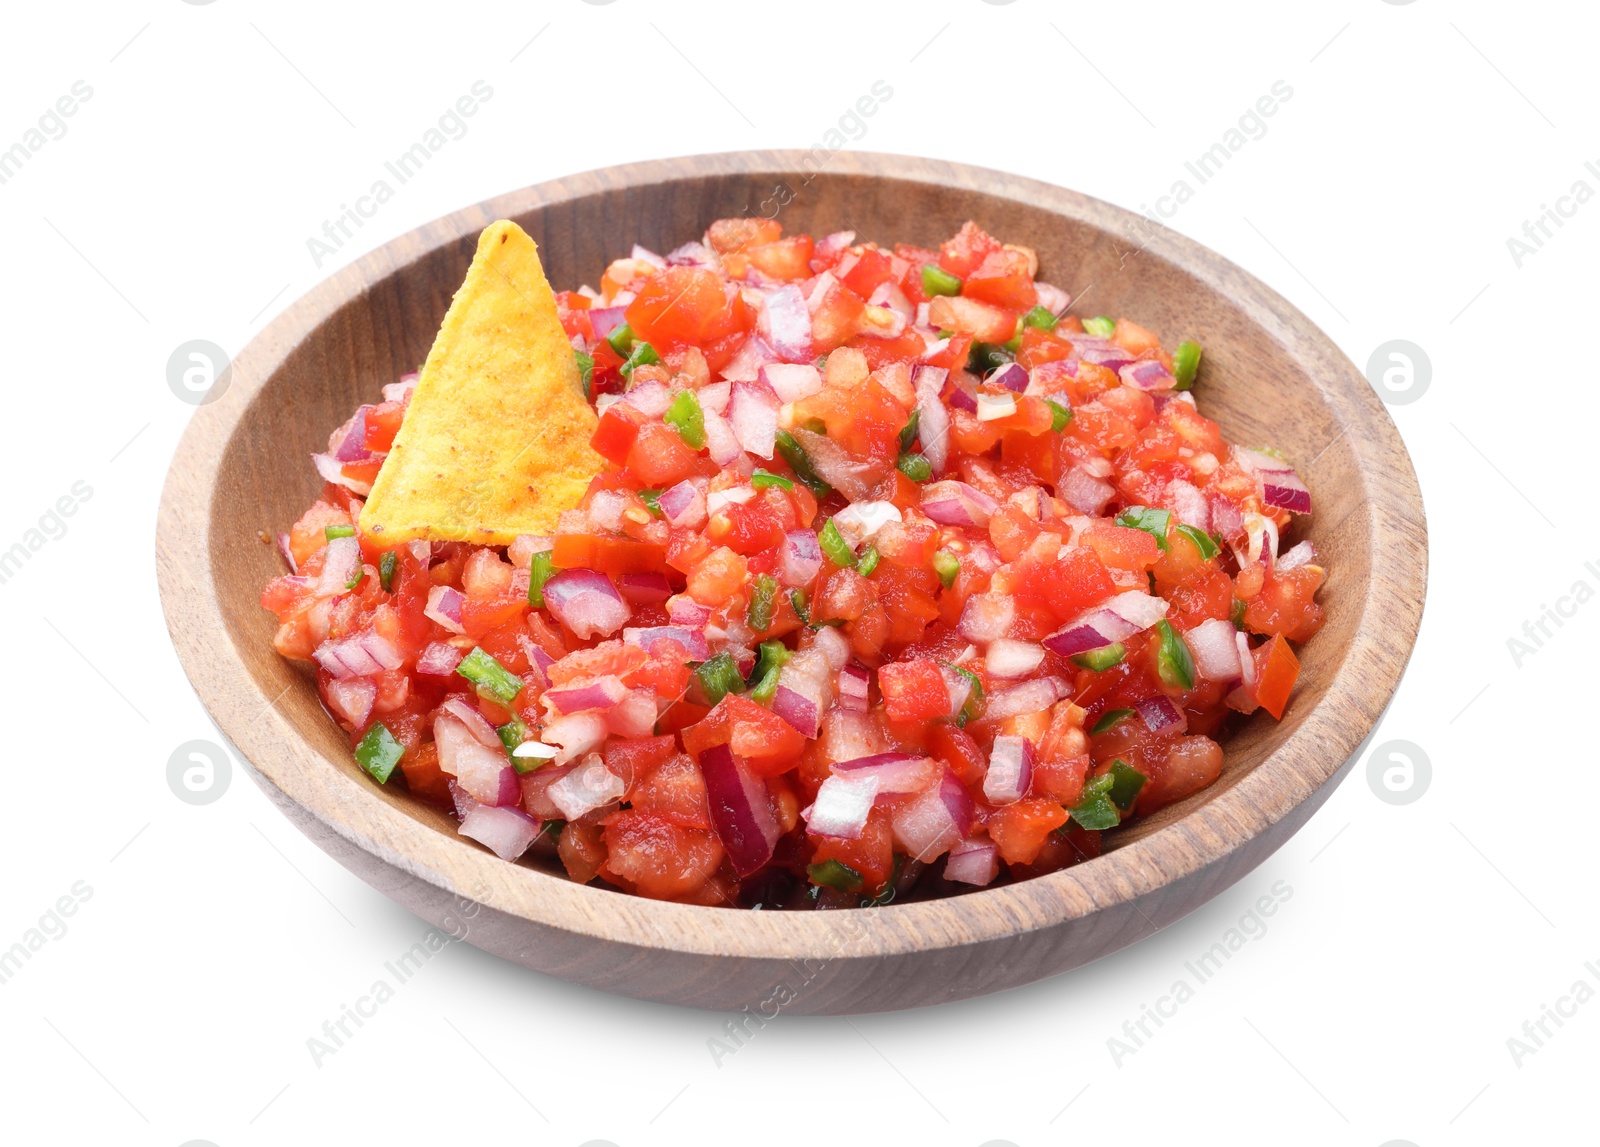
325 524 356 540
694 652 744 705
378 550 397 592
1046 400 1073 432
663 389 705 449
1174 523 1220 560
1091 708 1134 735
747 574 778 632
1082 315 1116 338
920 264 962 297
354 722 404 784
1171 339 1202 390
774 429 832 498
574 349 595 399
1116 505 1172 552
606 321 635 355
456 647 525 705
817 518 855 568
932 549 960 589
750 469 794 491
527 550 556 608
896 452 932 482
898 409 920 453
1154 619 1196 691
1107 758 1147 812
1072 642 1127 672
1023 304 1059 332
620 339 659 380
808 858 864 891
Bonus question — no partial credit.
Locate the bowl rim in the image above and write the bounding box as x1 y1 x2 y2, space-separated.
157 149 1426 962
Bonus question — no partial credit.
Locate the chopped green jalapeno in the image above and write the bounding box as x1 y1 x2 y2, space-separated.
497 716 529 758
1082 315 1116 338
354 722 404 783
1046 400 1073 432
932 549 960 589
456 647 525 705
817 519 855 568
1231 598 1248 630
694 652 744 705
920 264 962 297
1091 708 1135 735
1069 771 1121 830
606 321 635 355
789 589 811 626
1072 642 1127 672
527 550 556 608
378 550 397 592
896 452 933 482
855 545 880 577
808 858 864 891
1155 619 1196 691
749 640 791 703
898 410 920 453
663 389 705 449
1172 339 1202 390
750 469 794 491
1107 758 1147 811
747 574 778 631
638 488 663 517
620 339 659 380
1002 318 1024 353
1023 304 1060 331
969 341 1013 374
574 349 594 399
943 662 984 727
774 429 832 498
1117 505 1172 552
1174 523 1220 560
324 524 355 540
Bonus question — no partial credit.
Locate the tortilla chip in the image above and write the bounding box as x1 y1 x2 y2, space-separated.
359 220 602 546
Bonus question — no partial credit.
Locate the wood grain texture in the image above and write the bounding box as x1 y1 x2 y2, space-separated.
156 152 1427 1014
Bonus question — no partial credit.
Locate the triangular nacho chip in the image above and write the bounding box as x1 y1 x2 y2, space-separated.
360 220 602 546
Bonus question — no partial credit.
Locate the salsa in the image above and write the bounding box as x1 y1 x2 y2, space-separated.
261 217 1324 908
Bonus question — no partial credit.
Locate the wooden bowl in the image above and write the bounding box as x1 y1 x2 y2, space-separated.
157 152 1425 1013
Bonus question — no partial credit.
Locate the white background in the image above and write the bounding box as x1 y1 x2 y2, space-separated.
1 2 1591 1145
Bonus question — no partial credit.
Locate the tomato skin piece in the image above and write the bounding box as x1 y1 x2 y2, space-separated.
877 658 950 723
1252 634 1300 719
929 723 986 787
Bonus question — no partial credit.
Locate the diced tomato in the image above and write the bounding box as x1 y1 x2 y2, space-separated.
601 812 723 900
840 247 896 298
986 799 1069 865
625 266 733 349
707 217 782 253
591 403 643 465
962 248 1038 311
1245 566 1326 643
877 658 949 723
927 295 1017 344
746 236 814 281
810 805 895 894
1252 634 1300 719
551 532 669 577
938 221 1002 278
1083 524 1162 572
809 279 868 353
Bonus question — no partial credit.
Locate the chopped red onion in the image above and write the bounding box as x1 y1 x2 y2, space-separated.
983 676 1069 721
1137 695 1187 735
772 650 832 738
839 664 870 712
830 500 901 547
988 363 1029 393
1120 359 1176 391
759 362 823 403
417 641 464 676
668 595 713 628
630 243 666 269
543 675 627 715
1236 632 1258 689
944 837 999 886
623 625 710 660
541 712 609 765
607 689 659 738
976 391 1018 422
1076 344 1136 371
547 757 626 820
435 713 518 805
657 479 707 529
759 283 813 362
666 240 718 269
543 569 630 639
983 735 1034 805
890 768 971 862
699 743 780 876
945 380 979 413
275 533 298 573
913 365 951 473
833 752 936 794
921 480 1000 528
620 378 672 418
698 380 731 416
1105 591 1169 630
780 529 823 588
332 406 377 462
1060 466 1116 516
985 638 1046 679
806 624 852 671
728 379 781 459
805 773 880 840
458 805 541 862
813 230 856 263
324 677 376 727
717 334 777 383
587 306 627 342
1185 618 1242 681
1035 283 1071 313
1262 471 1312 515
439 697 501 748
702 404 743 466
316 535 362 596
382 372 419 402
958 592 1016 644
424 584 466 634
1165 478 1210 531
941 664 974 721
1277 540 1316 571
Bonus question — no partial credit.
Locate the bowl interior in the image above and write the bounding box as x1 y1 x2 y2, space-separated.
209 160 1376 888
